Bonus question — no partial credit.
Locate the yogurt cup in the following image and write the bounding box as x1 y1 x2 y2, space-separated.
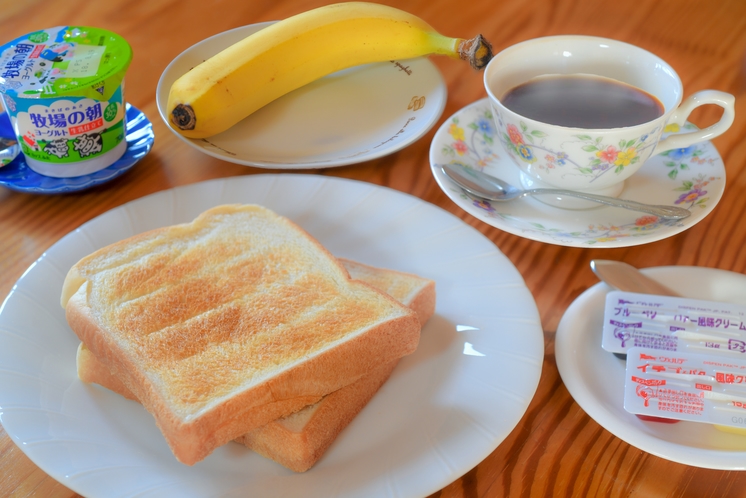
0 26 132 178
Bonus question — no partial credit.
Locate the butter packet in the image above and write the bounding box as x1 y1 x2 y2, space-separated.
624 346 746 429
601 291 746 355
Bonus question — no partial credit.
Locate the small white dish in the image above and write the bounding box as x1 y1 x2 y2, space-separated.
556 265 746 470
156 23 447 169
430 99 726 248
0 174 543 497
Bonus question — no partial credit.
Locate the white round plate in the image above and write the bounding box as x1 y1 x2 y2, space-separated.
430 99 726 248
556 265 746 469
156 23 447 169
0 174 543 497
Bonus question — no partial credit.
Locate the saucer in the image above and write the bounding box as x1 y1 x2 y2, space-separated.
556 266 746 469
156 23 447 169
429 98 726 248
0 104 154 194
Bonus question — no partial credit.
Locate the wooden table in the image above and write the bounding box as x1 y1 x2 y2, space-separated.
1 0 745 496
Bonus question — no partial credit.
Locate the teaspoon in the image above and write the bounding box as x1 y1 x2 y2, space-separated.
441 163 691 221
0 137 19 167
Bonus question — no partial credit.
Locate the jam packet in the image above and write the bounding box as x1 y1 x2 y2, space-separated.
624 346 746 429
602 291 746 355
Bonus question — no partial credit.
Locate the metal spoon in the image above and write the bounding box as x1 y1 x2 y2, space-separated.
441 163 691 221
0 136 19 167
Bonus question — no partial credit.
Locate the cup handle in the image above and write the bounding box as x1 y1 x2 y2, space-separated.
652 90 735 155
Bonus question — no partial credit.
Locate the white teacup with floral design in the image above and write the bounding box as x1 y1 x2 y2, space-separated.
484 36 735 206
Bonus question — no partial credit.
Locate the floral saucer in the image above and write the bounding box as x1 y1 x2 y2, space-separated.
0 104 154 195
430 99 725 248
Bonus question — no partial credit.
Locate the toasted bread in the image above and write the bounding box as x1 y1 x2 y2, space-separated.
235 359 399 472
338 258 435 327
236 261 435 471
77 257 436 471
62 204 421 465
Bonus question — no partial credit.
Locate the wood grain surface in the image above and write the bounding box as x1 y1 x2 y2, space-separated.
1 0 745 496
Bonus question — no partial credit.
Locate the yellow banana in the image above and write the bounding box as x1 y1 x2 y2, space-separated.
167 2 493 138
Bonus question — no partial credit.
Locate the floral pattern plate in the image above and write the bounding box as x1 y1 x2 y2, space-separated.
0 104 154 194
429 99 726 248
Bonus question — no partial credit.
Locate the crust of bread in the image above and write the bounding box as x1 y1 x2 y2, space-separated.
339 258 435 328
63 205 421 465
76 341 137 401
78 340 395 473
235 359 399 472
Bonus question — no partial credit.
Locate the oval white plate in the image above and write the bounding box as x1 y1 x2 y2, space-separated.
430 99 726 248
0 174 543 497
156 23 447 169
556 265 746 469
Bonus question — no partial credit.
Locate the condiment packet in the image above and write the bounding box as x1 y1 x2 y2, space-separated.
624 346 746 429
602 291 746 355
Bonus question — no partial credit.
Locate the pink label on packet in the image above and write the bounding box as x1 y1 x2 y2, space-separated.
631 376 666 386
625 347 746 429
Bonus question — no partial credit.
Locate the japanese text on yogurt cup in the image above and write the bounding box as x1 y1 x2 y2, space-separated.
0 26 132 178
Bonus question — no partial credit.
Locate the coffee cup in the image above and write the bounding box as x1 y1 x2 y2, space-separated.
483 36 735 204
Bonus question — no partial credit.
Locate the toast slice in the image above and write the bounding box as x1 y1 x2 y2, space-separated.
77 258 436 471
235 359 399 472
338 258 435 327
237 261 436 471
62 204 421 465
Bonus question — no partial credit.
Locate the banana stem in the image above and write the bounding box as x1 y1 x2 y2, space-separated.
457 35 493 70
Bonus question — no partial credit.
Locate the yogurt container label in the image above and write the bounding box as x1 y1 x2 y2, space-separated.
0 26 132 178
10 87 125 165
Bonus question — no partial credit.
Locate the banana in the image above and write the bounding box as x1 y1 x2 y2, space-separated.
167 2 493 138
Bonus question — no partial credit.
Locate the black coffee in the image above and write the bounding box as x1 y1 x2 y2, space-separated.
500 74 664 129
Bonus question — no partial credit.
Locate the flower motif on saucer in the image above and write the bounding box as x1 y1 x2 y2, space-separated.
430 99 726 248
